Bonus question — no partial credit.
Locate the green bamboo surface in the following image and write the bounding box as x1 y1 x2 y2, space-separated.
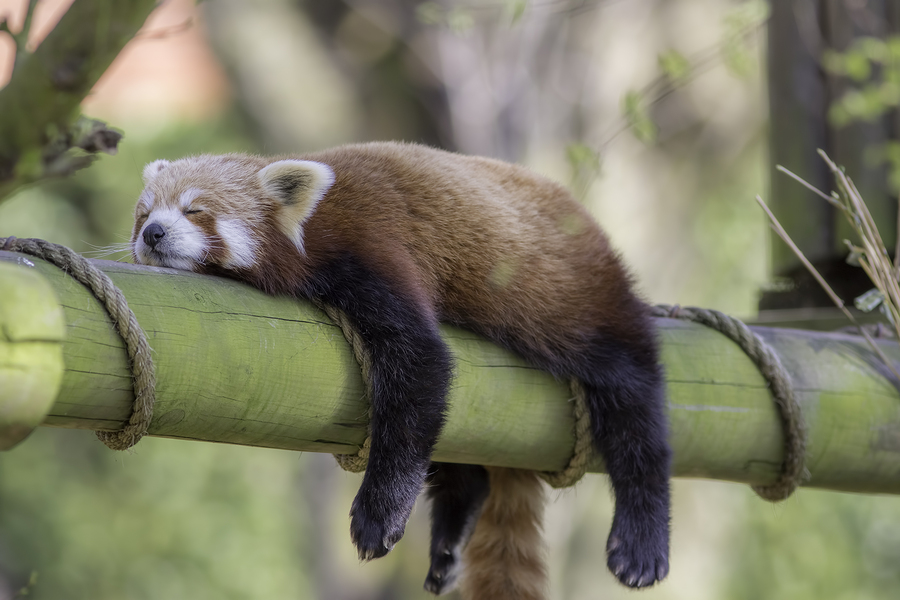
1 250 899 494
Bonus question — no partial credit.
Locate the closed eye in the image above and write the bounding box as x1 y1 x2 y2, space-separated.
184 208 203 215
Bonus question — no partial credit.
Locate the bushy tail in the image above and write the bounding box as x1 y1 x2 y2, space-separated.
460 467 548 600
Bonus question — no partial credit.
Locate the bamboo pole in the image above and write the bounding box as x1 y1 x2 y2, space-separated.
1 250 899 494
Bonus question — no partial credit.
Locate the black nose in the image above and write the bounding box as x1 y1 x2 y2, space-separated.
143 222 166 249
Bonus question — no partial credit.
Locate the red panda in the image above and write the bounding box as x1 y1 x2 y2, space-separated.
131 141 671 599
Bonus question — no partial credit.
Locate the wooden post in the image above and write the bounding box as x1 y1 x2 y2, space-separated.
763 0 898 312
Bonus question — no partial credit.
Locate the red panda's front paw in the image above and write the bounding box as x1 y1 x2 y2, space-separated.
606 516 669 588
349 490 412 561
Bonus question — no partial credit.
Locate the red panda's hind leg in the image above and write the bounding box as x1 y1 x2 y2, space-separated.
578 335 671 588
424 462 490 595
497 316 671 589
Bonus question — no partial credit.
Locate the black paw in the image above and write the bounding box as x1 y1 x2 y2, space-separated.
606 515 669 588
423 545 460 595
349 488 412 561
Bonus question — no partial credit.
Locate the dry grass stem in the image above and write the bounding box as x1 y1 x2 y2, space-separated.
756 194 900 382
775 165 842 207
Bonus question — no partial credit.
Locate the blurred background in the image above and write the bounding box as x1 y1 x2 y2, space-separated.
1 0 899 598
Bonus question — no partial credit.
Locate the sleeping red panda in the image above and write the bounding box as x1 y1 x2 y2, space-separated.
130 141 671 599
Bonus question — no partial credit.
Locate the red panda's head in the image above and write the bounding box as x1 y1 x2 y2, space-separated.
131 154 334 273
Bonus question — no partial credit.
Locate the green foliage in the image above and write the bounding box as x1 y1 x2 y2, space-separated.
14 571 38 598
658 50 691 83
505 0 528 25
721 0 769 77
415 2 474 34
415 2 443 26
621 0 767 145
416 0 527 30
725 488 900 600
565 142 602 202
0 429 314 600
866 141 900 192
623 91 658 144
824 35 900 191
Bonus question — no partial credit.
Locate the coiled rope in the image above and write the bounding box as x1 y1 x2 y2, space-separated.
651 304 807 501
1 236 156 450
1 238 806 499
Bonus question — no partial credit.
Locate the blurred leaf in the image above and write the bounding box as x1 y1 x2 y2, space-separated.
846 244 864 267
565 142 602 202
723 0 770 31
720 0 768 78
854 287 885 312
566 143 600 172
447 8 474 35
844 49 872 82
623 91 657 143
14 571 38 598
858 36 888 63
722 39 754 77
415 2 443 26
658 50 690 82
506 0 528 24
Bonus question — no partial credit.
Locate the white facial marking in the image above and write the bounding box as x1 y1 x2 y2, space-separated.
179 188 204 210
134 206 208 271
217 219 258 269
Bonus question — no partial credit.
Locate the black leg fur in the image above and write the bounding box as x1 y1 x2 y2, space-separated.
498 323 671 589
573 335 670 588
424 463 490 595
582 353 670 588
302 254 453 561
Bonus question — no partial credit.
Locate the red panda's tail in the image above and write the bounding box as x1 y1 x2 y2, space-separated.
460 467 548 600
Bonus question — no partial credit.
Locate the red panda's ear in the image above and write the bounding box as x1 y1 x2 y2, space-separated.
258 160 335 253
143 159 171 184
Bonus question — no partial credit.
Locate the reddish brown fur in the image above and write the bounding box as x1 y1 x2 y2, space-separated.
298 143 639 348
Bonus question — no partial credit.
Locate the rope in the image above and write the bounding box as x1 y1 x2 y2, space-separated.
651 304 807 501
538 379 592 488
1 236 156 450
313 301 372 473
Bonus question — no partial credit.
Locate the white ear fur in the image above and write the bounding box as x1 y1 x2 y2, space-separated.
143 159 171 184
258 160 335 253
